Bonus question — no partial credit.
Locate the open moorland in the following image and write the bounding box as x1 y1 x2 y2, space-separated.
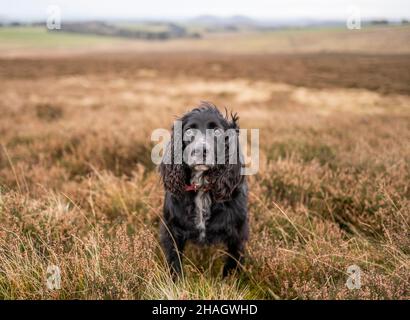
0 25 409 299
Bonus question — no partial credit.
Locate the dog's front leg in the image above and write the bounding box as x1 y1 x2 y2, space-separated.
223 241 245 277
160 225 186 279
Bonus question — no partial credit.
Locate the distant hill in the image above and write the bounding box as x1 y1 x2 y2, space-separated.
50 21 200 40
186 15 348 32
190 15 256 26
188 15 259 31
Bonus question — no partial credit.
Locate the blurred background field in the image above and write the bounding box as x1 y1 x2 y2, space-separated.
0 2 409 299
1 24 410 56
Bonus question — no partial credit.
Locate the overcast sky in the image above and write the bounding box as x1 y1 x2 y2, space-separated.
1 0 409 21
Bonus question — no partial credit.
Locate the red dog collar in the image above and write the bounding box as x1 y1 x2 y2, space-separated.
185 184 212 192
185 184 199 192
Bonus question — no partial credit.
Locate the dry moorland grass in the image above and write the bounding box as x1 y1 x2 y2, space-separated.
0 54 409 299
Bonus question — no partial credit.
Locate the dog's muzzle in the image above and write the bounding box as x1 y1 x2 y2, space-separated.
185 138 214 168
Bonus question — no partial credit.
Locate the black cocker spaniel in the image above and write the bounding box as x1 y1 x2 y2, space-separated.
159 102 249 278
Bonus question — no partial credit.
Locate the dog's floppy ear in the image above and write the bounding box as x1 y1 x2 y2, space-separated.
159 124 187 197
209 112 243 202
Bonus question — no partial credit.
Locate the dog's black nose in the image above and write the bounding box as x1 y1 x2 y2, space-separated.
191 143 211 162
192 146 207 157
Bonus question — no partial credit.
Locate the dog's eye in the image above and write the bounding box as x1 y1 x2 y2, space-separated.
214 128 223 136
208 122 217 129
185 129 194 137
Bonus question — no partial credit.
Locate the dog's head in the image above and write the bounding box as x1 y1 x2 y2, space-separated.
160 102 243 201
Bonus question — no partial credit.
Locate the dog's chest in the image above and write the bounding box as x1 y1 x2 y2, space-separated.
190 171 212 241
193 190 211 241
